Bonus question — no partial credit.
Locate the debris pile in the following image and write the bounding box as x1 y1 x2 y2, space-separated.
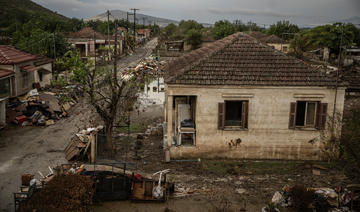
7 88 78 127
64 126 103 161
20 174 94 212
268 184 360 211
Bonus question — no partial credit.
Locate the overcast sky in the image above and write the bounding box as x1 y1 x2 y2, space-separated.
33 0 360 27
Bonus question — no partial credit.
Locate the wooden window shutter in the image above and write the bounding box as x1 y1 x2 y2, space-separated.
289 102 297 129
315 102 321 129
320 103 328 130
218 103 225 130
242 101 248 128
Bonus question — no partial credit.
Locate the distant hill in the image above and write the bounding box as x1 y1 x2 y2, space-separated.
0 0 68 27
86 10 179 27
334 16 360 27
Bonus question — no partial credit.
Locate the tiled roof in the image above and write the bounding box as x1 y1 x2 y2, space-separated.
21 65 39 72
261 34 288 44
164 32 339 87
342 66 360 90
0 69 14 78
249 31 267 40
0 45 36 65
34 55 53 66
66 27 106 40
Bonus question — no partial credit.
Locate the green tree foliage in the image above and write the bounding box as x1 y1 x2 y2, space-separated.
291 23 360 57
163 23 177 38
341 109 360 182
267 20 300 40
211 20 237 40
178 20 203 34
185 29 202 49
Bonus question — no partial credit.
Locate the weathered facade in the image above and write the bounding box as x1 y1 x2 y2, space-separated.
250 32 291 53
0 45 40 96
163 32 345 160
0 69 14 128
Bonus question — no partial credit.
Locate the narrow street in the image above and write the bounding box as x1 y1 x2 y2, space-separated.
0 38 158 212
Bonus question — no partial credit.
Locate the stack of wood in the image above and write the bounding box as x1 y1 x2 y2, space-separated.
65 134 92 161
64 126 103 162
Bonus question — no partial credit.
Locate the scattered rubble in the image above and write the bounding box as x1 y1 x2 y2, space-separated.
7 87 79 127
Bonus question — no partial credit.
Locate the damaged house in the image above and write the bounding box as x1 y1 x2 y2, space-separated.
163 32 345 160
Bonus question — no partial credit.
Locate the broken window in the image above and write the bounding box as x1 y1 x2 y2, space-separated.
218 101 248 130
289 101 327 129
153 86 157 92
282 46 288 52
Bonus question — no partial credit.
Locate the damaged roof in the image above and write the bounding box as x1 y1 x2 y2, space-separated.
0 45 36 65
164 32 339 87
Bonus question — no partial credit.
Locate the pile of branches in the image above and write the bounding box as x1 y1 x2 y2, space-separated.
21 175 94 212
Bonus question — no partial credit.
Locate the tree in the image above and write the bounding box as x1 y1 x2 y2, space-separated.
163 23 177 38
267 20 299 40
211 20 237 40
185 29 202 49
58 49 146 151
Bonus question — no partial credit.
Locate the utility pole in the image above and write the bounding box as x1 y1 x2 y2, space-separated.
93 32 96 67
126 12 130 31
107 10 110 61
113 25 118 81
332 23 344 126
130 8 139 48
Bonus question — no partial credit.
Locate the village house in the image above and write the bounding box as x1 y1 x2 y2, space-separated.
163 32 345 160
0 45 53 96
66 27 124 62
250 32 291 53
138 77 165 105
0 46 53 127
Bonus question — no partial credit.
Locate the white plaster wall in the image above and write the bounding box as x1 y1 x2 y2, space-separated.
34 63 52 87
139 78 165 105
166 85 345 160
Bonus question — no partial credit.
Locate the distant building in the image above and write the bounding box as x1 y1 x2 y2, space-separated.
249 32 291 53
66 27 124 61
138 77 165 105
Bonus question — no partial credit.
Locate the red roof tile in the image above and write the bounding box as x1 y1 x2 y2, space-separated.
21 65 38 72
66 27 106 39
0 69 14 78
0 45 36 65
164 32 339 87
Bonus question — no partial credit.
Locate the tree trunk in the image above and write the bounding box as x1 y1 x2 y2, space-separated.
105 121 113 151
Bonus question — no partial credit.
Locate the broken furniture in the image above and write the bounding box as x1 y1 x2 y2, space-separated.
176 103 195 145
131 169 174 202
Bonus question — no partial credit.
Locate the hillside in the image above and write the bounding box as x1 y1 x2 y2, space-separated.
0 0 68 27
86 10 179 27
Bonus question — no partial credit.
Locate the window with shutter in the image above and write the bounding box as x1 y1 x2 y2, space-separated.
320 103 328 130
242 101 248 128
219 101 248 130
289 102 296 129
290 101 326 130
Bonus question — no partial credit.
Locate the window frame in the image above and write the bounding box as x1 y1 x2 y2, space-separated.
289 101 327 130
218 100 249 130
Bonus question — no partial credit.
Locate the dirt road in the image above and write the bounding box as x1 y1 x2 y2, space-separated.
0 38 158 212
